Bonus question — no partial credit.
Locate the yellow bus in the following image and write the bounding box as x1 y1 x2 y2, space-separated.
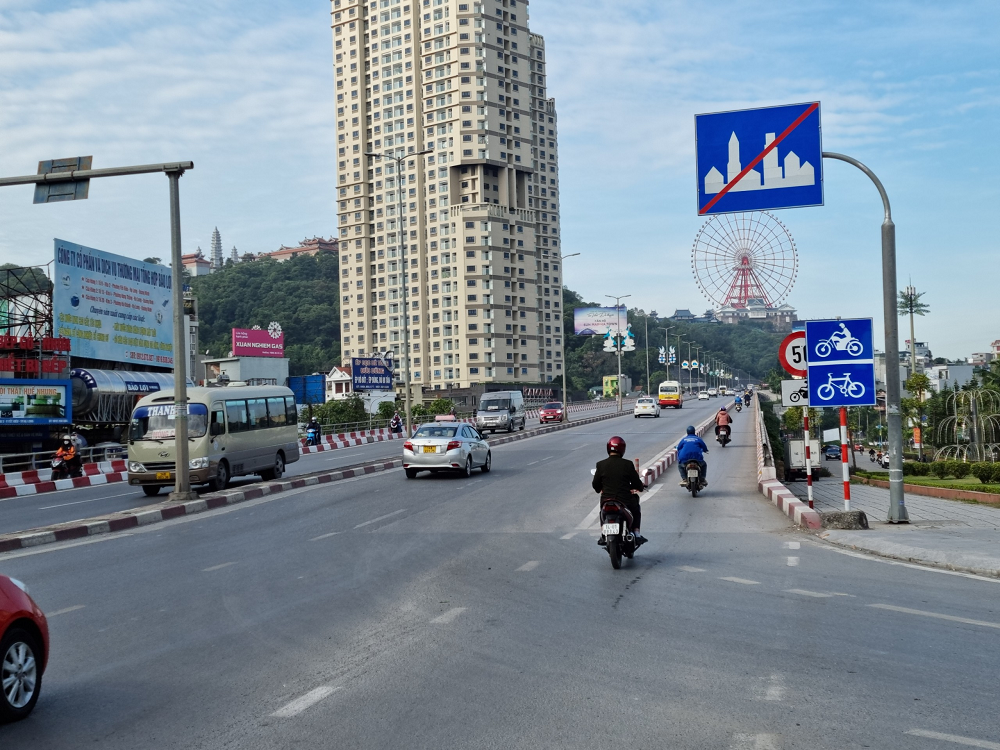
658 380 683 408
127 384 300 495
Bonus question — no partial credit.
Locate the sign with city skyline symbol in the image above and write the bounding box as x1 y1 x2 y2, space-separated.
805 318 876 407
695 102 823 215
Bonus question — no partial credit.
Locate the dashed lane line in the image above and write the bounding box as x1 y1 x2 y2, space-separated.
47 604 86 617
678 566 706 573
640 485 662 503
785 589 833 598
730 733 781 750
203 562 237 572
271 686 341 718
559 532 577 540
309 531 342 542
763 674 785 702
869 603 1000 631
784 541 800 550
353 509 406 529
906 729 1000 749
786 556 800 566
430 607 466 624
516 561 540 572
720 577 761 585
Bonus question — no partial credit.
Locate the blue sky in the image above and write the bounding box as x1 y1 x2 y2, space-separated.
1 0 997 359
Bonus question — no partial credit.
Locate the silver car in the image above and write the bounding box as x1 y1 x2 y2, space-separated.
403 422 492 478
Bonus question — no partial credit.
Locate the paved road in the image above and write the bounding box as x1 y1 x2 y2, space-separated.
0 402 634 535
4 402 999 749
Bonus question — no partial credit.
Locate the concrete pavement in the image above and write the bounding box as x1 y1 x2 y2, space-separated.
3 405 1000 749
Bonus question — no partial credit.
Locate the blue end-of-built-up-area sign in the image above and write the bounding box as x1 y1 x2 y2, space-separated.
805 318 877 408
695 102 824 215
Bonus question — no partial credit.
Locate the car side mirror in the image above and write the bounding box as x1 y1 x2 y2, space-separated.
211 422 223 436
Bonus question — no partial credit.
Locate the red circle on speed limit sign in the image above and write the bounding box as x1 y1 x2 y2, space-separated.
779 331 807 377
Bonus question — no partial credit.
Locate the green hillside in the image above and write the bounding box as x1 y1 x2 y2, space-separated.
190 253 341 376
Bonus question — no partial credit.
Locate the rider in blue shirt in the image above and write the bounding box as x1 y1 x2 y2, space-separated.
735 394 743 406
676 426 709 486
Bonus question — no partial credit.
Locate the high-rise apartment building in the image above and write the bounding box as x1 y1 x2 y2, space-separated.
331 0 564 396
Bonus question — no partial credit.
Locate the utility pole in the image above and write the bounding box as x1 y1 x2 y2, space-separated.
365 147 431 438
644 314 650 395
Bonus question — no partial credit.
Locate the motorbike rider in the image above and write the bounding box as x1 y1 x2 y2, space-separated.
869 447 876 461
592 436 647 547
389 411 404 435
734 394 743 408
714 406 732 436
306 417 321 443
677 426 709 486
54 435 81 477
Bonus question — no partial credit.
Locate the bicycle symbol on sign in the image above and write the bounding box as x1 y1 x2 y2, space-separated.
814 322 864 358
816 372 866 401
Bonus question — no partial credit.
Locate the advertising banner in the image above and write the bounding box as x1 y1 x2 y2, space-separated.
351 355 394 391
573 306 626 336
53 239 173 366
232 324 284 358
0 379 72 425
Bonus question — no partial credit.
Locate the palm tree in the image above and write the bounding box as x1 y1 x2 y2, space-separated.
898 285 930 374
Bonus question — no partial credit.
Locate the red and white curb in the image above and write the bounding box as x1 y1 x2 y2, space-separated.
0 407 636 554
0 461 128 499
752 397 821 529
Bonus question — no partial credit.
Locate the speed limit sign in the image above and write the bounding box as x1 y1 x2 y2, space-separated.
778 331 807 377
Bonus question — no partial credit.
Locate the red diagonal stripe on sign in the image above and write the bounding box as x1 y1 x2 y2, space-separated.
699 102 820 215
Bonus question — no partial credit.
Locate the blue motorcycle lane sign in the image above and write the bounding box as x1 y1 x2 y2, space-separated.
805 318 876 407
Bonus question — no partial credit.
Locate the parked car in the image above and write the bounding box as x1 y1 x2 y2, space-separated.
0 574 49 722
538 402 564 423
823 445 841 461
403 422 492 478
633 397 661 418
697 391 711 401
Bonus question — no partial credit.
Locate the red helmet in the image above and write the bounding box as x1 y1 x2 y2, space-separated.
607 436 626 456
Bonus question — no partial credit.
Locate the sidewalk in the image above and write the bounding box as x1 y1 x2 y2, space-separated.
787 477 1000 577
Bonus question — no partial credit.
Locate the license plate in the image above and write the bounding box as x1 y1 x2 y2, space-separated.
687 469 700 479
155 471 172 480
422 446 437 453
602 523 620 536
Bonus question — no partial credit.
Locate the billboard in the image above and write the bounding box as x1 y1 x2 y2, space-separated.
53 239 174 366
351 355 394 391
0 379 72 426
232 324 284 358
288 374 326 405
573 306 627 336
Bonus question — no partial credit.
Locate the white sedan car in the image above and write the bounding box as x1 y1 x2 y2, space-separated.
633 397 661 418
697 391 711 401
403 422 491 478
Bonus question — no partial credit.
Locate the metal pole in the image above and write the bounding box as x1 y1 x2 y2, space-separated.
823 151 908 522
840 406 851 512
605 294 630 413
557 253 578 423
803 409 814 509
396 154 413 438
644 315 649 395
167 168 194 502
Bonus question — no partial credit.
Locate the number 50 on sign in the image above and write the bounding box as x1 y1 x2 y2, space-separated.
779 331 807 378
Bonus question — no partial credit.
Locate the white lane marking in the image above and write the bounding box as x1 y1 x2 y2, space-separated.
905 729 1000 749
353 508 406 529
517 560 540 572
271 686 340 718
47 604 86 617
678 566 706 573
817 542 1000 584
764 674 785 702
785 589 832 598
869 603 1000 630
541 456 554 461
570 443 588 451
430 607 466 624
784 541 800 550
576 505 600 530
203 562 236 572
720 577 760 585
527 461 539 466
560 532 577 540
640 485 662 503
38 491 136 509
786 556 800 566
730 733 781 750
309 531 342 542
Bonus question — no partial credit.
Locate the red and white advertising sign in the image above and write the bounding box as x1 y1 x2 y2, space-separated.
232 323 284 358
778 330 807 378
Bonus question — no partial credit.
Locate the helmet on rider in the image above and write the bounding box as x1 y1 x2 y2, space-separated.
686 425 696 435
606 436 626 456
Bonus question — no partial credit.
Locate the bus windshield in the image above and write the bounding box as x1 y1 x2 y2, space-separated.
130 403 209 441
660 385 679 394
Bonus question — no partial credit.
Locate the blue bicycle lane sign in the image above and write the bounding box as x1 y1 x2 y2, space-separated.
805 318 877 407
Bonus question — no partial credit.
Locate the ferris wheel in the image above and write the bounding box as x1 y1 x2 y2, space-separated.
690 211 798 309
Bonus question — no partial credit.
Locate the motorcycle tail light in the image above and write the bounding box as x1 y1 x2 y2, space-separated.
403 441 413 451
446 440 461 451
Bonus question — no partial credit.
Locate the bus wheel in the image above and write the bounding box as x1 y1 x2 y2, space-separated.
210 461 229 492
142 485 161 497
261 453 284 481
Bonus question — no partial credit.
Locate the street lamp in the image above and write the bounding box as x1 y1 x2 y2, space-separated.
605 294 631 413
365 147 432 437
555 253 580 422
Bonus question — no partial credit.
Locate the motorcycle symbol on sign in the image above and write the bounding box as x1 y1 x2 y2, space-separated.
814 323 864 358
787 384 809 403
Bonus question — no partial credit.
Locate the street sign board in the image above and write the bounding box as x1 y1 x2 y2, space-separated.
781 379 809 407
34 156 93 204
695 102 823 215
805 318 876 407
351 354 394 391
778 331 807 377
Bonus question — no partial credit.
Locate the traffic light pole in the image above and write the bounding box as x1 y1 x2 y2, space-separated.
823 152 908 523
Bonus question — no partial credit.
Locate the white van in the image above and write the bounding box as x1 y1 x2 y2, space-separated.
127 384 300 495
475 390 526 434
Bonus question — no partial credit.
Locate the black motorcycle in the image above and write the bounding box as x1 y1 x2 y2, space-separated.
716 424 731 447
599 497 637 570
684 459 706 497
51 456 82 480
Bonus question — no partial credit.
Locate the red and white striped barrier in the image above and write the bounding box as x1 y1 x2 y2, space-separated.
752 396 821 529
0 460 128 499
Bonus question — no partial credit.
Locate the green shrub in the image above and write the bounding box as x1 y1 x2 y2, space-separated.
912 462 931 476
990 464 1000 485
930 461 949 479
971 463 994 484
952 462 972 480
